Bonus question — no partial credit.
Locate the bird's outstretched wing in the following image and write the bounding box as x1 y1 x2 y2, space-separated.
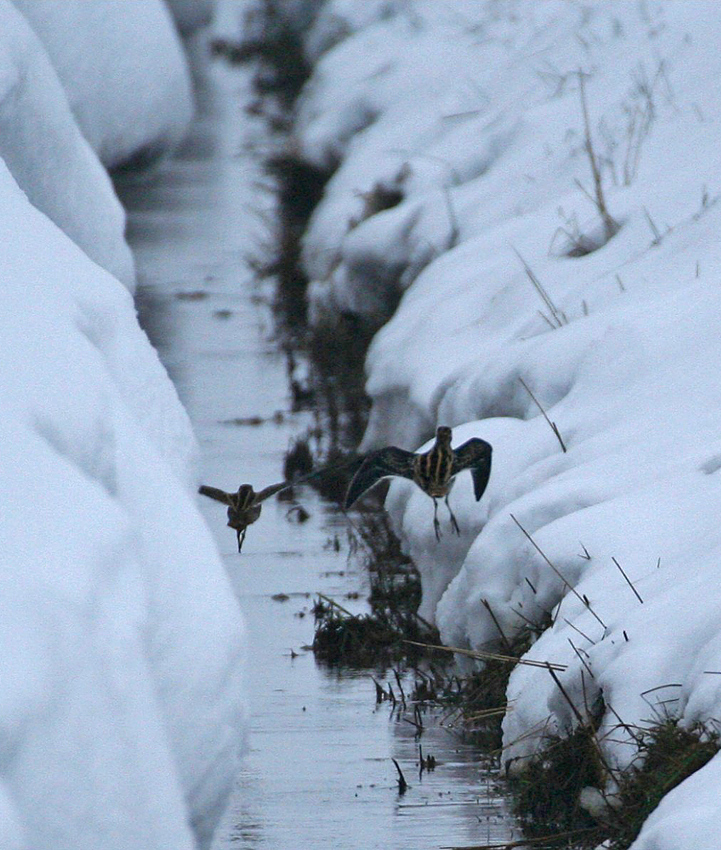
198 484 234 505
255 480 294 502
451 438 492 501
344 446 416 509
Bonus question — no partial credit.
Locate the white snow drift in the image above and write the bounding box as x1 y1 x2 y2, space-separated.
295 1 721 846
0 3 246 847
0 154 247 849
12 0 194 172
0 0 134 287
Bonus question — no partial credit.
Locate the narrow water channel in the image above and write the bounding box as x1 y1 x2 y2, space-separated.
120 58 517 850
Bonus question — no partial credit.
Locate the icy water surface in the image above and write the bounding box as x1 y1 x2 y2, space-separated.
121 60 517 850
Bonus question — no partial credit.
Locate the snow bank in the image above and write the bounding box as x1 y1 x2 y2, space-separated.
12 0 193 171
0 152 246 848
303 0 413 62
295 1 721 843
0 0 134 287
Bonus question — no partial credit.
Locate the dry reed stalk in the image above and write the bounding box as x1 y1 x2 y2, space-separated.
404 639 567 672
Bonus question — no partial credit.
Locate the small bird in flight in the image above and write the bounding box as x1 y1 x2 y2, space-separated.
198 481 294 551
344 426 492 540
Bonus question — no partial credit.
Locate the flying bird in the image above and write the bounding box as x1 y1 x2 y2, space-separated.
344 426 492 540
198 480 294 551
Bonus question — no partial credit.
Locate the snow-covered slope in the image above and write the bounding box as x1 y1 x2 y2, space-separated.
0 152 246 849
0 0 134 287
12 0 193 171
294 1 721 844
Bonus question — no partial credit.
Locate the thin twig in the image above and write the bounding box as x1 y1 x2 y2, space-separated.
512 606 543 630
562 617 596 645
568 638 594 679
412 609 437 633
492 714 553 757
545 663 585 726
464 706 510 721
317 593 354 617
537 309 558 330
518 377 567 452
392 758 408 794
604 699 644 745
511 515 607 629
403 639 567 671
578 70 618 241
643 205 662 244
573 176 597 207
394 670 407 710
512 247 566 328
611 556 644 603
481 599 513 654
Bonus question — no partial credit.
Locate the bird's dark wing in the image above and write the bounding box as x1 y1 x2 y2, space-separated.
254 480 294 503
198 485 233 505
451 438 492 501
256 462 361 505
344 446 416 509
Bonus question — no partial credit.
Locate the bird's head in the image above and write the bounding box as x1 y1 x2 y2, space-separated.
235 484 256 509
436 425 452 445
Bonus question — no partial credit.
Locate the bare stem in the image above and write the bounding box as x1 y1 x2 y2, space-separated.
518 376 567 452
481 598 513 654
611 556 644 603
578 70 619 242
512 246 566 328
404 639 567 671
511 514 607 630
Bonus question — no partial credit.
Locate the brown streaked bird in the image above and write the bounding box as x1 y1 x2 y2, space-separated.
344 426 492 540
198 481 294 552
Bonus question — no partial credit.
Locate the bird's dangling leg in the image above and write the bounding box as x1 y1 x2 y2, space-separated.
445 495 461 535
237 527 247 553
433 498 442 541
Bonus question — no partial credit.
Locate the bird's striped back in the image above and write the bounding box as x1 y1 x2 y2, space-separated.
413 444 454 497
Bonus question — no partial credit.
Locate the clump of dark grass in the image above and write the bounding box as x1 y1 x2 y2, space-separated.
311 593 437 668
511 722 605 845
351 502 421 615
283 437 314 481
606 719 720 849
278 318 381 506
312 503 436 668
306 313 379 452
509 711 720 850
233 22 392 464
210 1 313 107
262 153 331 331
412 625 543 750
